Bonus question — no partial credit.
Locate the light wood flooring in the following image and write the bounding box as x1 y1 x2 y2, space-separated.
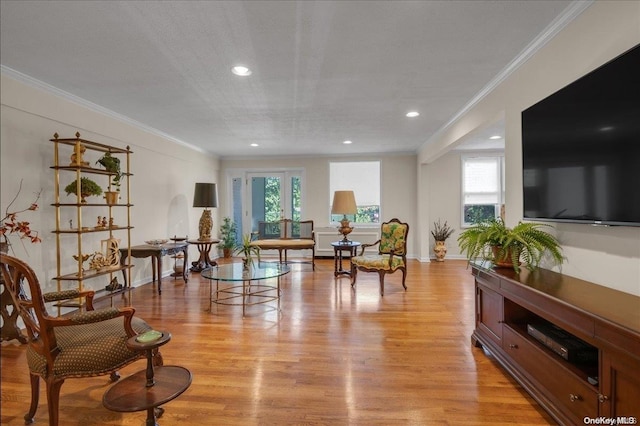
0 258 554 425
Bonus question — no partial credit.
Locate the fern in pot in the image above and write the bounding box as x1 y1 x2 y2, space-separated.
457 218 563 273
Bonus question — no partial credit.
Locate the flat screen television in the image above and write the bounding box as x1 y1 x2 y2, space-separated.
521 44 640 227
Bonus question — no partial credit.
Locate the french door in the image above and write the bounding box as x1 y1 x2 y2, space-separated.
231 171 302 239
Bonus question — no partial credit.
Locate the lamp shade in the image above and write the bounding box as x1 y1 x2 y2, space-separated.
193 183 218 208
331 190 357 215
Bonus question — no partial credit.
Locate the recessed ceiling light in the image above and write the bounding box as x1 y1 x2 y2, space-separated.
250 143 259 147
343 140 352 145
406 111 420 118
232 65 252 76
489 135 502 140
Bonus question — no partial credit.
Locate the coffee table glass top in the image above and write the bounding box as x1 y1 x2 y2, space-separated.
201 262 290 282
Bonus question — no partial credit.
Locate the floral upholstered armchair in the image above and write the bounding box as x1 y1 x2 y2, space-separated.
350 218 409 296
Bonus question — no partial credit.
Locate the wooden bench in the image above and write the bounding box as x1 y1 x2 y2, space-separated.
250 219 315 270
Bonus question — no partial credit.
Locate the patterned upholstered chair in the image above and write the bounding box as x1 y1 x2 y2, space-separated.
0 254 157 426
350 218 409 296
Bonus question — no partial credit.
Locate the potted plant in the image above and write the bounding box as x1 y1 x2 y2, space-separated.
431 219 454 262
64 177 102 204
457 218 564 273
218 217 237 258
234 233 260 270
96 152 122 204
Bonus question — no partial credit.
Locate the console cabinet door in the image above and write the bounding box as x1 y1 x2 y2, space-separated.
600 351 640 418
476 284 503 346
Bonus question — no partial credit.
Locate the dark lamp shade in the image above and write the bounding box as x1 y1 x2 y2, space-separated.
193 183 218 208
331 190 357 215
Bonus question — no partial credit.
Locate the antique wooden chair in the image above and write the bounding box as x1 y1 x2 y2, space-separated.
350 218 409 296
0 254 158 426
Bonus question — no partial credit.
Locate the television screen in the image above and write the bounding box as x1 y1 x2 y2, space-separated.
522 44 640 227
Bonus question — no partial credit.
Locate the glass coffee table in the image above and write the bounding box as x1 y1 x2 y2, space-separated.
201 262 290 316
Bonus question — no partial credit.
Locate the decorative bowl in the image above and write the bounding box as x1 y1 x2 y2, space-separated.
145 239 168 246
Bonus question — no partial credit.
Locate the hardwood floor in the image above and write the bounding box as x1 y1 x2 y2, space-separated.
0 258 554 425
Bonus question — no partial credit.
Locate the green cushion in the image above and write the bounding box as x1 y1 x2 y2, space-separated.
379 222 407 255
352 254 405 271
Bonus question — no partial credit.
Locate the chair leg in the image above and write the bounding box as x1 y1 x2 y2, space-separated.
350 265 357 287
24 373 40 425
401 268 407 290
152 348 164 367
378 271 385 296
45 378 64 426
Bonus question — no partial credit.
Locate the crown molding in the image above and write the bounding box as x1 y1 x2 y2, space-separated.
420 0 594 152
1 65 207 154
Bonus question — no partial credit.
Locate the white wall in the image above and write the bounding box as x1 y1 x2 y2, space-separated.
220 154 418 258
1 74 220 294
418 1 640 295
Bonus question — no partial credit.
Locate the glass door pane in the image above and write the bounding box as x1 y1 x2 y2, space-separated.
249 173 284 234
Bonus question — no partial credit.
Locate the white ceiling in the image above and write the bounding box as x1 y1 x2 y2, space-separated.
0 1 576 158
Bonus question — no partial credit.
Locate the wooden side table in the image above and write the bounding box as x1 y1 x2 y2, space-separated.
188 239 219 272
331 241 361 277
103 331 192 426
119 242 189 295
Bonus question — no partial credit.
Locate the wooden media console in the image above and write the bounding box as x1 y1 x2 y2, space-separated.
470 262 639 425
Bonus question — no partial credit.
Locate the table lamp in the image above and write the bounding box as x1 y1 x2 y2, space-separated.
193 183 218 240
331 190 357 242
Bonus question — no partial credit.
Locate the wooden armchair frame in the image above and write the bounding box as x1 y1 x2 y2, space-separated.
350 218 409 296
0 254 157 426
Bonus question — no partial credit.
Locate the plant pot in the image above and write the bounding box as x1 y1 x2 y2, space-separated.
433 240 447 262
491 246 521 269
104 191 119 205
223 248 232 258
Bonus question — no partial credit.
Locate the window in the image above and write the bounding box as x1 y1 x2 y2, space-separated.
330 161 380 224
462 155 504 226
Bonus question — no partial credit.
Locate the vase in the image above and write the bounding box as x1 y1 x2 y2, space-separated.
104 191 119 205
434 240 447 262
242 257 251 271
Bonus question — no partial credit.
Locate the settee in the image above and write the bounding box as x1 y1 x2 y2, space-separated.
250 219 315 270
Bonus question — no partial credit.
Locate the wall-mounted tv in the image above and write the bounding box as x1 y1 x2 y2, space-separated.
522 44 640 227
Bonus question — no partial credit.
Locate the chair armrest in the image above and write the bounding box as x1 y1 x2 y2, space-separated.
49 306 136 333
43 289 96 310
68 307 122 325
358 240 381 255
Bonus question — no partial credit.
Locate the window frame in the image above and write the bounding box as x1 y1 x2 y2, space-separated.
460 154 505 227
329 160 381 225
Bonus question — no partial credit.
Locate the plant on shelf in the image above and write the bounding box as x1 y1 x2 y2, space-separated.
218 217 237 258
234 233 260 270
96 152 122 191
1 180 42 255
457 218 564 273
64 177 103 204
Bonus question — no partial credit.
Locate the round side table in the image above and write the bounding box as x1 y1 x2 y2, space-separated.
331 241 361 277
103 331 192 426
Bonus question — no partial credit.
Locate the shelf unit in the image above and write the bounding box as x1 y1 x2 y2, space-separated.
471 262 640 424
51 132 134 311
